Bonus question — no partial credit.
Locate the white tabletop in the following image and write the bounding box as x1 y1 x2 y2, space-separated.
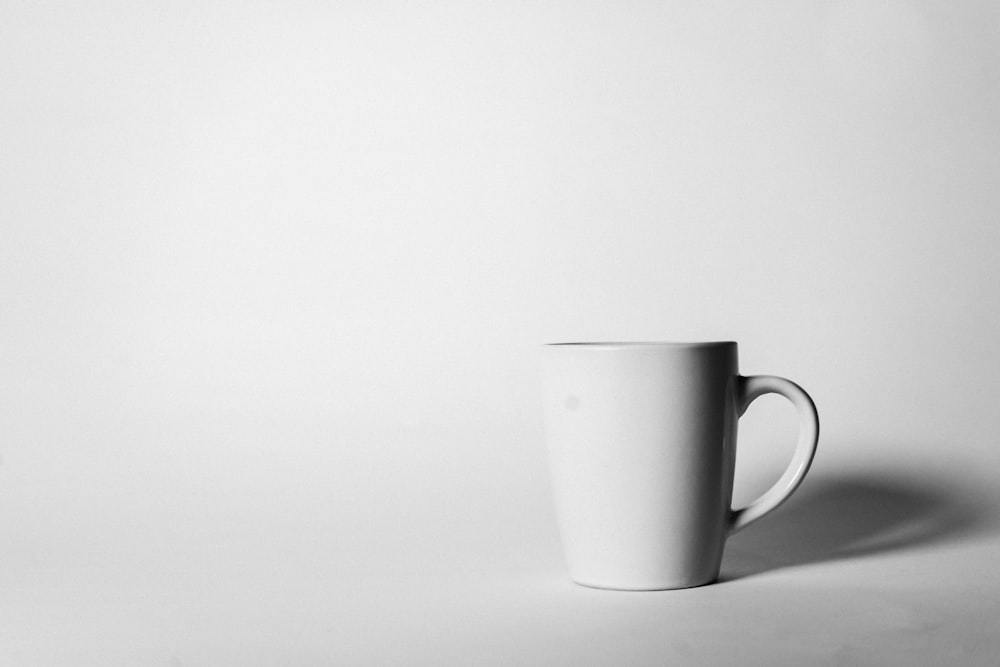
1 423 997 666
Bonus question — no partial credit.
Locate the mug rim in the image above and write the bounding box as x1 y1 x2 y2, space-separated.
544 341 736 348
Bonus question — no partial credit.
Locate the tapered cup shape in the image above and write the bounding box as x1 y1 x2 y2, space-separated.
542 342 818 590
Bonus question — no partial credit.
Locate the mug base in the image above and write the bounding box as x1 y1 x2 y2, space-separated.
570 575 719 591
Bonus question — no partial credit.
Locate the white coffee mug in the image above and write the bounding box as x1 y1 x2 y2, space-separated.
541 342 819 590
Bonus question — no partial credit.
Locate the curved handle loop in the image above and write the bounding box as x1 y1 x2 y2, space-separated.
728 375 819 536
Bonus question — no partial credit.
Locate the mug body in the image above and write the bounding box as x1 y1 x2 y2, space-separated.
541 342 739 590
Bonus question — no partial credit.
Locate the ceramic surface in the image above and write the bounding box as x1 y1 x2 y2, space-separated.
541 342 819 590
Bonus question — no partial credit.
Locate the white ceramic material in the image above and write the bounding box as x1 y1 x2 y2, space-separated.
541 342 819 590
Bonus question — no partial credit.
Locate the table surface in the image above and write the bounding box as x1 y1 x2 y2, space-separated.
2 434 997 667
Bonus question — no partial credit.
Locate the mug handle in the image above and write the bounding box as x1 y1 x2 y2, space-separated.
728 375 820 536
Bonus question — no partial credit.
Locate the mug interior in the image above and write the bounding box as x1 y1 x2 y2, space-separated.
545 341 736 348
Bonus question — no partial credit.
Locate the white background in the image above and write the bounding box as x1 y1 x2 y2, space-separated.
2 2 999 664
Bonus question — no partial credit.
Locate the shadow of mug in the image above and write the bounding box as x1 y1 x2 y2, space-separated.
721 470 993 581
